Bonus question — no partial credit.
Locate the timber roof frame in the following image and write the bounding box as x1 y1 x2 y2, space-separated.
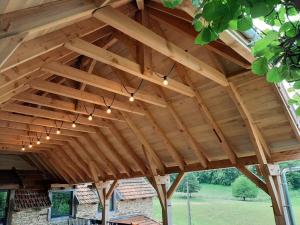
0 0 299 188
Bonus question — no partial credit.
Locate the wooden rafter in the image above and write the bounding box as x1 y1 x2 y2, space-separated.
93 6 228 86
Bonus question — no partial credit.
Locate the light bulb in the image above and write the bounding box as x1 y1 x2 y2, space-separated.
106 106 111 114
56 129 61 134
46 135 50 140
36 140 41 145
88 114 93 121
72 122 76 128
129 93 134 102
163 76 168 86
28 143 33 148
21 146 25 151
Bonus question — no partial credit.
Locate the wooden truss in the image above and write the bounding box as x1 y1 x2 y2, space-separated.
0 1 298 224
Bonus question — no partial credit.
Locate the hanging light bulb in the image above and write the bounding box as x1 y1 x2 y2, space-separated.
88 114 93 121
129 93 135 102
28 143 33 148
21 146 25 151
56 128 61 134
46 135 50 140
106 106 111 114
36 139 41 145
163 76 168 86
72 121 76 128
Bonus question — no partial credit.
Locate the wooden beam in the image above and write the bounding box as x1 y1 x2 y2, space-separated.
1 104 105 130
30 80 145 116
146 2 251 69
42 61 166 107
122 112 165 174
0 112 90 137
93 6 228 86
13 92 125 122
64 38 195 97
106 180 118 200
176 64 237 164
167 172 185 199
0 33 27 69
136 0 145 10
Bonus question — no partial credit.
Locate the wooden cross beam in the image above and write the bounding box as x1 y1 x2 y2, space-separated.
42 61 167 107
64 38 195 97
30 80 145 116
93 6 228 86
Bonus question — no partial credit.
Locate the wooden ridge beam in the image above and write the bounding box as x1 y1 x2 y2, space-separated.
30 80 145 116
42 61 166 107
93 6 228 86
121 112 165 174
13 92 125 122
64 38 195 97
1 104 105 131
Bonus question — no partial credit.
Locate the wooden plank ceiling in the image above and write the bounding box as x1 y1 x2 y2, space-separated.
0 0 299 184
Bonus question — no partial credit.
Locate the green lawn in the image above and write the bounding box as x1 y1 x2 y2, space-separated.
153 184 300 225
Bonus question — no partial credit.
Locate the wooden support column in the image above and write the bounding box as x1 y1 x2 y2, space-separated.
94 181 118 225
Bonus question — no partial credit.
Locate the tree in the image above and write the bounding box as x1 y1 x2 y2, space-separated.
161 0 300 111
232 176 258 201
177 173 201 196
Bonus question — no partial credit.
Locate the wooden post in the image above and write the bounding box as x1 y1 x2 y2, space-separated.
95 181 118 225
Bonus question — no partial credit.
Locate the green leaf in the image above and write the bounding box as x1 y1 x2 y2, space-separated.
250 2 273 18
229 19 238 30
287 87 295 92
202 0 227 21
194 27 218 46
193 20 203 32
251 57 268 75
294 81 300 89
237 17 253 32
288 99 298 105
252 31 278 57
296 107 300 116
161 0 182 8
266 67 283 83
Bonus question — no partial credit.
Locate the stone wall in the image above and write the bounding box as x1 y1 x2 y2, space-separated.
11 208 50 225
111 198 153 219
76 203 100 220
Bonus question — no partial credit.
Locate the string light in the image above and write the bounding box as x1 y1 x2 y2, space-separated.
83 104 96 121
44 127 52 141
106 106 112 114
129 93 135 102
163 76 168 86
36 139 41 145
36 132 42 145
72 121 76 128
88 114 93 121
21 145 25 151
56 128 61 135
46 134 50 140
28 143 33 148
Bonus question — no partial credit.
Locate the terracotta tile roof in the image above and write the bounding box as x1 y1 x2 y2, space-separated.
75 184 99 204
116 178 156 200
14 190 51 210
110 215 160 225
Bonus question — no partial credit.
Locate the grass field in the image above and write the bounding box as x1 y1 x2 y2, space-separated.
153 184 300 225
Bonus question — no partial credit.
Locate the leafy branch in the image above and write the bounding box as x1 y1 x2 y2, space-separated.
162 0 300 114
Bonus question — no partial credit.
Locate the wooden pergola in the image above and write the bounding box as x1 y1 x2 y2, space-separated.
0 1 299 225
